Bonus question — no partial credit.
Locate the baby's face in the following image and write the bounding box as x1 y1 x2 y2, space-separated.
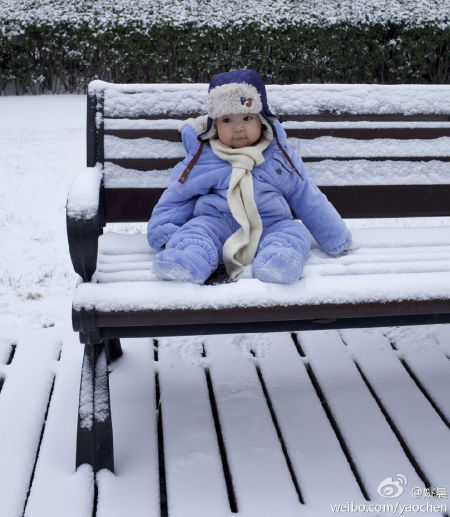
216 113 262 148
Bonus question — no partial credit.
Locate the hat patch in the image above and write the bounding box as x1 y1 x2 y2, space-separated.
240 96 253 107
207 82 262 120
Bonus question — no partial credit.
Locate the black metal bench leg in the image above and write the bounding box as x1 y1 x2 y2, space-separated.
76 341 115 473
105 338 123 363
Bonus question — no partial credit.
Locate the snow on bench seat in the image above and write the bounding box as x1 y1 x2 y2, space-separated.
73 221 450 321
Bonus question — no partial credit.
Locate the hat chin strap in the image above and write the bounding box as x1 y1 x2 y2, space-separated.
258 114 274 141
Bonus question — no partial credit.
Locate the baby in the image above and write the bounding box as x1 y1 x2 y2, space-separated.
147 69 352 284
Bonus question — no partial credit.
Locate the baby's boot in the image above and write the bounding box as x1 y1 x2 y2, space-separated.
153 247 212 284
252 246 304 284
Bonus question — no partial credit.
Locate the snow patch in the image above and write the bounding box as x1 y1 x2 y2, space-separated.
66 165 102 220
96 83 450 118
94 349 110 423
79 352 93 431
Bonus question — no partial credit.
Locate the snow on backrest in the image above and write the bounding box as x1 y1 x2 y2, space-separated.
89 81 450 189
92 81 450 117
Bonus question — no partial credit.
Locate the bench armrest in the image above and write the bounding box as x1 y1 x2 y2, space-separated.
66 165 105 281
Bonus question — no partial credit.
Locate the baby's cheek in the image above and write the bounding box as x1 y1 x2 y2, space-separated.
249 127 262 144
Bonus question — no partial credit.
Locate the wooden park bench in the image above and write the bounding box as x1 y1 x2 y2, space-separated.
66 81 450 474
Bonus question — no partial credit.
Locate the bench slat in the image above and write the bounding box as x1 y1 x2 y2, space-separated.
293 156 450 162
280 114 450 122
88 298 450 332
103 113 450 122
158 339 232 515
324 184 450 218
23 333 95 517
102 185 450 222
104 156 450 173
105 128 180 141
95 339 161 516
105 127 450 141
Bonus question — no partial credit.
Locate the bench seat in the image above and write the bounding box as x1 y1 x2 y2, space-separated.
72 221 450 336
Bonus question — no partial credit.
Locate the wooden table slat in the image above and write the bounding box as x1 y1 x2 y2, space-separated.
342 329 450 488
299 330 425 500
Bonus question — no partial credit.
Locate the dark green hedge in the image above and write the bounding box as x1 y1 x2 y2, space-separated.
1 21 448 94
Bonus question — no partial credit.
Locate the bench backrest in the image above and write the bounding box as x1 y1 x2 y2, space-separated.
87 81 450 223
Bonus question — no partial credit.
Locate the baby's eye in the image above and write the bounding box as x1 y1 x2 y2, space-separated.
244 116 253 121
222 117 231 123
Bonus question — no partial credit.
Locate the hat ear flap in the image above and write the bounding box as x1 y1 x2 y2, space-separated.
198 117 217 141
258 114 274 141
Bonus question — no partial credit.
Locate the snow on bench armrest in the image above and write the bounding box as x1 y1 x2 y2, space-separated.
67 165 103 220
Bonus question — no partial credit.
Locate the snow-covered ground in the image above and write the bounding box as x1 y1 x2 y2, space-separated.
0 95 85 331
1 94 450 517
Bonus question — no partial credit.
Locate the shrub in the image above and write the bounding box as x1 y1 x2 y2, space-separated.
1 0 448 93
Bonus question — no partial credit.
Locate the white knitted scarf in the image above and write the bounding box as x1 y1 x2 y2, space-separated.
210 137 271 280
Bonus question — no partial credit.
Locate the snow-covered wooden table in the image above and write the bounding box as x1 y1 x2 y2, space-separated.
1 326 449 517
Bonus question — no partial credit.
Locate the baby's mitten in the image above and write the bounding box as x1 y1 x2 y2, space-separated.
325 235 353 256
148 222 180 251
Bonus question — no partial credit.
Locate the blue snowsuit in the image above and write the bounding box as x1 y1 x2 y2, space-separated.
147 120 352 284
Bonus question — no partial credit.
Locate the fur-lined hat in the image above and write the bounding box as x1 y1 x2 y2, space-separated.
199 69 277 141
